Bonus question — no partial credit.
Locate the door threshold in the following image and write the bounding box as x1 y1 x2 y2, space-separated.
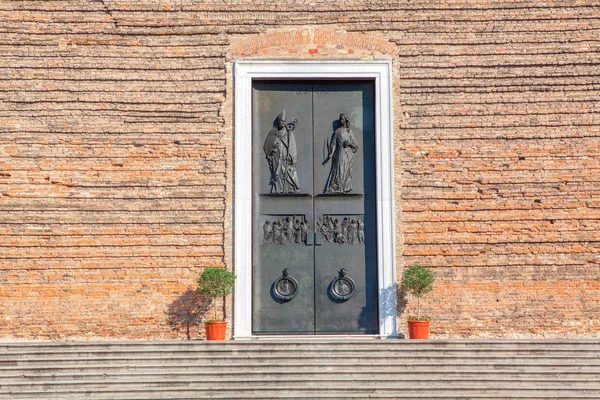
234 334 398 341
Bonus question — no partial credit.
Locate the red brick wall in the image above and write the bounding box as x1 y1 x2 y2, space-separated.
1 1 598 339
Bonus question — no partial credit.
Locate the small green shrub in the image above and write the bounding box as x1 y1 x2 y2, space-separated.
407 315 431 322
197 267 236 322
401 264 435 321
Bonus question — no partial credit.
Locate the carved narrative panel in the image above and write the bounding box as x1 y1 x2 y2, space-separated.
316 215 364 245
262 215 311 245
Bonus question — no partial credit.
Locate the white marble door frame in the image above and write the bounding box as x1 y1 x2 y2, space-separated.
233 60 397 338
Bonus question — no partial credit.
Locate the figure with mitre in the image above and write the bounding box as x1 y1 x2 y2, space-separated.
263 110 300 194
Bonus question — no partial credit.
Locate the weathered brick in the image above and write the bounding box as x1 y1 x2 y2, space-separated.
1 1 599 339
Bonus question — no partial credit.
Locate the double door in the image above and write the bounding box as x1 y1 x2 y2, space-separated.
252 81 378 334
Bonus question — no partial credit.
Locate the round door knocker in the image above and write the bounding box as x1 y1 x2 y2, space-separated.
272 268 298 301
329 268 355 301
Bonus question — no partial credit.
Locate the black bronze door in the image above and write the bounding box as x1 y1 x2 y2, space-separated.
252 81 378 334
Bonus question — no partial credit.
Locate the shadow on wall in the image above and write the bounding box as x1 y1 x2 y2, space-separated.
381 283 409 338
358 284 409 335
377 283 409 320
396 284 409 316
166 288 212 340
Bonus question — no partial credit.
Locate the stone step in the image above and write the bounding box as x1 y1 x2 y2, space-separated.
2 339 599 348
4 396 600 400
2 386 600 400
3 370 600 381
3 363 599 376
1 355 599 368
2 375 599 388
2 340 600 353
1 340 597 399
3 346 599 358
2 380 600 393
4 394 600 400
2 360 599 370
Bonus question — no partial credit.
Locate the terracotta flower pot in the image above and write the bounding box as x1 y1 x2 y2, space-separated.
407 320 430 339
205 321 227 340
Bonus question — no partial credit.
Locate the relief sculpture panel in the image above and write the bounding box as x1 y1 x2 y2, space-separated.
263 110 301 194
316 215 364 245
263 215 311 245
323 113 358 194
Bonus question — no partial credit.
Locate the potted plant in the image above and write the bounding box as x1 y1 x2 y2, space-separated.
197 267 236 340
401 264 435 339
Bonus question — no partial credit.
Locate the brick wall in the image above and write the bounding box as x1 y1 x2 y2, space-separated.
1 1 598 339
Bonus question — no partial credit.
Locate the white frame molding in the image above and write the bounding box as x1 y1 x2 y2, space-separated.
233 60 396 339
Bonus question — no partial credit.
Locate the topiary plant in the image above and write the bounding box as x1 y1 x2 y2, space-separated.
197 267 236 322
400 264 435 321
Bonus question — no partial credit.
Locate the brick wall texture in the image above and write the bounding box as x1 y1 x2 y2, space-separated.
1 1 599 339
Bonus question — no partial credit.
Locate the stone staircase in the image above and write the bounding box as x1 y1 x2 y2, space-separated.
1 340 599 399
